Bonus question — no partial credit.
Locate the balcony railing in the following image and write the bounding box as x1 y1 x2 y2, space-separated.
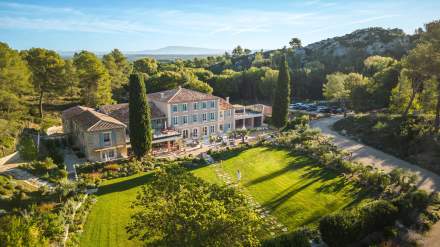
126 128 181 144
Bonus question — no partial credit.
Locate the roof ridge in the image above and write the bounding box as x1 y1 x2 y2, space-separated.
167 86 182 103
87 109 126 126
87 119 102 132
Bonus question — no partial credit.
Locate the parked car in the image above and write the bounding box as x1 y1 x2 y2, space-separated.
290 103 303 109
306 104 318 111
317 106 331 113
298 104 309 110
331 107 344 114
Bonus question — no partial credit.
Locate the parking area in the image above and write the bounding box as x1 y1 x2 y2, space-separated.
289 102 344 114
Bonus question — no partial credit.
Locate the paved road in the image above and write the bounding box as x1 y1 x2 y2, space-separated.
311 116 440 246
311 116 440 192
0 160 53 188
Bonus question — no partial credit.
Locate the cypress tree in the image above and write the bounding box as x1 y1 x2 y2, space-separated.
272 54 291 128
129 73 152 159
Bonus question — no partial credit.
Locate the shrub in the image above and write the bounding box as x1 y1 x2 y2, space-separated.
33 158 57 173
17 135 38 161
319 211 360 247
81 172 102 187
319 200 398 247
262 227 314 247
393 190 432 226
43 139 65 165
104 164 121 172
38 202 56 212
359 200 399 234
283 115 310 131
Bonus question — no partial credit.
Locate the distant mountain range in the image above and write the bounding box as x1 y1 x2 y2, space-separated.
59 46 226 60
126 46 225 55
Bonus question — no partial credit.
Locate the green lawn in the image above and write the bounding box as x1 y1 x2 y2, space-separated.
80 172 153 247
81 147 367 246
193 147 368 230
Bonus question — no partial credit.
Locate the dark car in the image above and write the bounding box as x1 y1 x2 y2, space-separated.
317 107 331 113
298 104 309 110
306 105 318 111
331 107 343 114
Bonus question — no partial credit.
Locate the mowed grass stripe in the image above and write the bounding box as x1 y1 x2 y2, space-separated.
81 147 367 246
194 147 367 230
80 172 153 247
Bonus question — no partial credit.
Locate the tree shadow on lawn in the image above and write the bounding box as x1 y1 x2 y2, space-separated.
262 176 323 210
244 157 314 187
97 173 154 196
262 165 367 211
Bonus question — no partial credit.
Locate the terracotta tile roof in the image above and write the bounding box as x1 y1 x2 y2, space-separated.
148 88 179 102
217 97 234 110
61 106 94 120
72 109 126 132
148 87 218 103
99 102 165 125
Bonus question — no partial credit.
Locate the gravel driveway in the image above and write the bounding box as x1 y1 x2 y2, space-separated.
311 116 440 246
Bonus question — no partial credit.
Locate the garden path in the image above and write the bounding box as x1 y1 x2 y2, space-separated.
311 115 440 246
212 162 289 237
0 154 53 188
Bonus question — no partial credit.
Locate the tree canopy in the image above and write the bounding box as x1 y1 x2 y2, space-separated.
102 49 132 101
272 54 291 128
128 73 152 160
73 51 112 107
289 37 302 49
24 48 67 119
127 165 262 247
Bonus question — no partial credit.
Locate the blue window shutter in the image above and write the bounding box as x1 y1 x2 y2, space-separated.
99 133 103 147
111 130 116 145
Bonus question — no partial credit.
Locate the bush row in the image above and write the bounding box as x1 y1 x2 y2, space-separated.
319 200 398 246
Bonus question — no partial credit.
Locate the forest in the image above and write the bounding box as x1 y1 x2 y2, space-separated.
1 21 439 157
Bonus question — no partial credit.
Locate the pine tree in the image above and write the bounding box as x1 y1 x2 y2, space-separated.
128 73 152 160
272 54 291 128
73 51 112 107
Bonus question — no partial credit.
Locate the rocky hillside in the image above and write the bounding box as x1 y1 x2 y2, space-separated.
208 27 416 100
298 27 413 59
217 27 416 74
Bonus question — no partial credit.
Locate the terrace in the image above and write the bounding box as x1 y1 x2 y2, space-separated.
233 104 264 129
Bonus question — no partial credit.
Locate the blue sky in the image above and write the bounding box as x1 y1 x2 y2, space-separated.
0 0 439 52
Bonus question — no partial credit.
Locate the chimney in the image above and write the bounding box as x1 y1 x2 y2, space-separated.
160 92 164 99
178 85 182 90
226 97 230 103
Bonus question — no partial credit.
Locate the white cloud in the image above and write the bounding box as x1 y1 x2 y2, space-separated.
0 1 400 39
0 2 83 15
0 16 169 34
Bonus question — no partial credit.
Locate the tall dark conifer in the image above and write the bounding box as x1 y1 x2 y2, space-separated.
128 73 152 159
272 54 291 128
